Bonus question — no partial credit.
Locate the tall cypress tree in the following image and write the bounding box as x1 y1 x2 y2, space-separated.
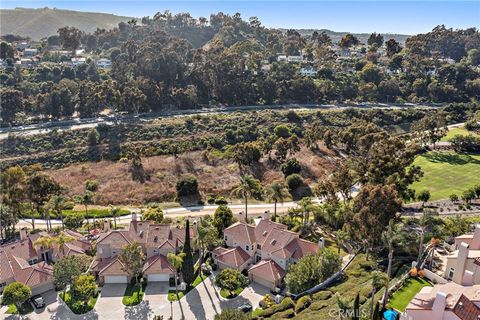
353 292 360 320
182 219 195 286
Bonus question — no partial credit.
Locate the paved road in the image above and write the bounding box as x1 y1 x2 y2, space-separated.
16 201 307 229
0 102 441 140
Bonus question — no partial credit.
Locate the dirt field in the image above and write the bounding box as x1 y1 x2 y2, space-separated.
47 145 339 205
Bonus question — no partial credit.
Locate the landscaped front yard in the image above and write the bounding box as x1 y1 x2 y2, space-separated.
5 301 34 315
62 290 98 314
388 277 432 312
220 286 244 299
122 282 146 306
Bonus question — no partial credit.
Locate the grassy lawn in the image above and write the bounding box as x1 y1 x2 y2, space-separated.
167 290 185 301
411 151 480 201
441 126 479 142
62 290 98 314
122 283 146 306
220 286 244 299
5 301 34 315
388 277 432 312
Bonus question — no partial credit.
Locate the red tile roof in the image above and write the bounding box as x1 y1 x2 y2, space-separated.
224 222 256 244
216 247 251 269
249 260 285 282
255 220 287 246
99 257 128 276
286 238 319 260
143 255 174 275
452 294 480 320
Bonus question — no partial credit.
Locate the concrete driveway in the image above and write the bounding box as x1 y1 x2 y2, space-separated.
0 279 267 320
164 276 267 320
144 282 170 317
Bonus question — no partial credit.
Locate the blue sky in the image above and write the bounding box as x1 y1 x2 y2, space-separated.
1 1 479 34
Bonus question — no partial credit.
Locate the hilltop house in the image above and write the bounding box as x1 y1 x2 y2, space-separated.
211 218 319 290
89 214 194 284
444 225 480 285
0 228 90 295
405 282 480 319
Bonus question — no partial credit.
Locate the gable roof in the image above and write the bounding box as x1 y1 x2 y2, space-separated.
0 250 14 281
224 222 256 244
97 230 131 247
261 228 298 258
248 260 285 282
53 242 85 260
285 238 319 260
216 247 251 268
143 255 174 275
99 257 128 276
6 252 53 288
255 220 287 246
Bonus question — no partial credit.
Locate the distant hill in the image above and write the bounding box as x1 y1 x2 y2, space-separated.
280 28 411 45
0 7 132 40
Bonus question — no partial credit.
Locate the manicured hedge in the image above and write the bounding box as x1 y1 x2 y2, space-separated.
295 296 312 313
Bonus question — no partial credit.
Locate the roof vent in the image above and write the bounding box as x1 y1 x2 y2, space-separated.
154 236 158 242
139 230 144 238
155 227 159 230
270 239 276 245
263 231 267 236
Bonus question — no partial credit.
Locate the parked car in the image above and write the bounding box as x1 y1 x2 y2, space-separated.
238 303 252 313
31 295 45 309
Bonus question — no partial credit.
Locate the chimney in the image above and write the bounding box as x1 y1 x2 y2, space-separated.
463 270 474 286
103 220 110 232
470 224 480 249
132 212 137 222
431 292 447 319
262 211 270 220
238 211 246 223
453 242 469 284
19 228 27 241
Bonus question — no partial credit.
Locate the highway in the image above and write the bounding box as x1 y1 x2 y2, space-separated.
0 102 442 140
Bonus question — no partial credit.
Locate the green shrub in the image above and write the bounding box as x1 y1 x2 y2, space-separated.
257 297 295 318
286 174 303 191
271 308 295 319
312 290 332 300
64 213 85 229
281 158 301 177
295 296 312 313
309 301 329 311
215 196 228 205
176 176 199 197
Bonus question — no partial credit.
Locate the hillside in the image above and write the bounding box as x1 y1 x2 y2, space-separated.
0 7 131 39
281 28 411 45
46 146 338 205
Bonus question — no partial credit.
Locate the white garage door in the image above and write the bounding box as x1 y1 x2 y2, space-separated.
104 275 128 283
147 274 170 282
252 275 274 290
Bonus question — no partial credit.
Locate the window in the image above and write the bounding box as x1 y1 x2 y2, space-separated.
224 236 228 241
246 245 249 251
98 247 103 254
257 244 261 250
0 282 6 287
448 268 455 280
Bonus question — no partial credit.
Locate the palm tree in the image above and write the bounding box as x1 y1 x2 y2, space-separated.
334 230 348 255
55 231 75 256
416 209 438 266
370 271 388 317
167 252 186 299
34 235 54 263
76 190 94 231
46 195 67 230
298 197 314 224
109 205 121 229
265 182 289 221
381 220 405 309
231 174 261 222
